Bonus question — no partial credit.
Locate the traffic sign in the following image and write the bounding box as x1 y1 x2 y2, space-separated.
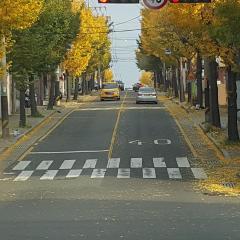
142 0 168 9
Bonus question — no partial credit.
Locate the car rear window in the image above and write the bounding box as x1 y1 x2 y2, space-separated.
139 87 155 92
103 83 118 89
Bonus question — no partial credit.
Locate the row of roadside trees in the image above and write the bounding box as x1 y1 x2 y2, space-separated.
136 0 240 142
0 0 111 138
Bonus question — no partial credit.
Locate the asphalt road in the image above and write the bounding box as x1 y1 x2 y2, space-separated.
0 90 239 240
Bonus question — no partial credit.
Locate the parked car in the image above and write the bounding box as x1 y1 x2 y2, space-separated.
136 87 158 104
133 83 143 92
116 80 125 91
100 82 120 101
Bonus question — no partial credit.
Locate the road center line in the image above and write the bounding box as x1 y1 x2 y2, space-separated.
108 92 128 159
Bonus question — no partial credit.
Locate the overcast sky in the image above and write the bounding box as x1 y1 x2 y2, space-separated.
89 2 142 87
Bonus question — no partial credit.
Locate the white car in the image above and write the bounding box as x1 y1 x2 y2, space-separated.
136 87 158 104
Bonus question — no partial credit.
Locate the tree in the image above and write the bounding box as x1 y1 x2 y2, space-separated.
64 7 111 95
104 69 113 82
139 71 153 86
209 0 240 141
0 0 43 136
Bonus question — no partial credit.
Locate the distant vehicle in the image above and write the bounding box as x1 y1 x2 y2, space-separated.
100 82 120 101
133 83 143 92
116 80 125 91
136 87 158 104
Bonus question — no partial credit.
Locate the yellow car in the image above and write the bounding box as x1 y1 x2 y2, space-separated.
100 82 120 101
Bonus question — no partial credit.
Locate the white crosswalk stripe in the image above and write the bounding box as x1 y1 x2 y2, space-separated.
40 170 58 180
143 168 156 179
191 168 207 179
14 171 34 181
13 161 31 171
107 158 120 168
117 168 130 178
131 158 142 168
66 169 82 178
59 160 76 170
91 169 106 178
153 158 166 168
36 160 53 170
8 157 207 181
167 168 182 179
83 159 97 169
176 157 190 168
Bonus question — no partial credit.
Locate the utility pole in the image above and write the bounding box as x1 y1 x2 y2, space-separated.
0 35 9 138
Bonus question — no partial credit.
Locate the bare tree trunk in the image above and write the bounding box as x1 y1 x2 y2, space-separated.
66 70 71 102
73 77 79 100
0 35 9 137
29 75 40 117
47 72 56 110
172 66 179 98
177 60 185 102
227 67 239 141
82 73 86 95
208 58 221 128
204 58 210 122
187 82 192 103
196 51 203 107
19 88 26 127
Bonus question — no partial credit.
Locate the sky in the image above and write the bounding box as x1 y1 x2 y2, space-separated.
89 1 142 87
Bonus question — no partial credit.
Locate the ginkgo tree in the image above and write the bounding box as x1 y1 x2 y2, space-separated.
138 0 239 141
10 0 80 127
64 5 111 98
0 0 43 137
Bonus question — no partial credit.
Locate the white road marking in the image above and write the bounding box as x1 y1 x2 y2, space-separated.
154 139 171 145
153 157 166 167
131 158 142 168
107 158 120 168
13 161 31 171
91 169 106 178
117 168 130 178
14 171 34 181
40 170 58 180
143 168 156 179
129 140 143 145
75 107 166 111
30 150 109 154
191 168 207 179
83 159 97 169
66 169 82 178
36 160 53 170
167 168 182 179
59 160 76 170
176 157 190 168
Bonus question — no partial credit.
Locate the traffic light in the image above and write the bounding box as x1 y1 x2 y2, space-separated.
170 0 211 3
98 0 139 3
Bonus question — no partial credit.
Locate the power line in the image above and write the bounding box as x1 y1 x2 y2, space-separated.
113 15 140 27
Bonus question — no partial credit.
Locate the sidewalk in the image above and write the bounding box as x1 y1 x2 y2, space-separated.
172 98 240 159
159 94 240 196
0 106 57 154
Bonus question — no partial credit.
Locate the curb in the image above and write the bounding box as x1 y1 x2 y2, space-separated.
198 123 227 159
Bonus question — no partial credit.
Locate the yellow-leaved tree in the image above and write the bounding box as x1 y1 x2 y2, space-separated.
0 0 43 137
64 5 111 97
140 71 153 87
104 69 114 82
